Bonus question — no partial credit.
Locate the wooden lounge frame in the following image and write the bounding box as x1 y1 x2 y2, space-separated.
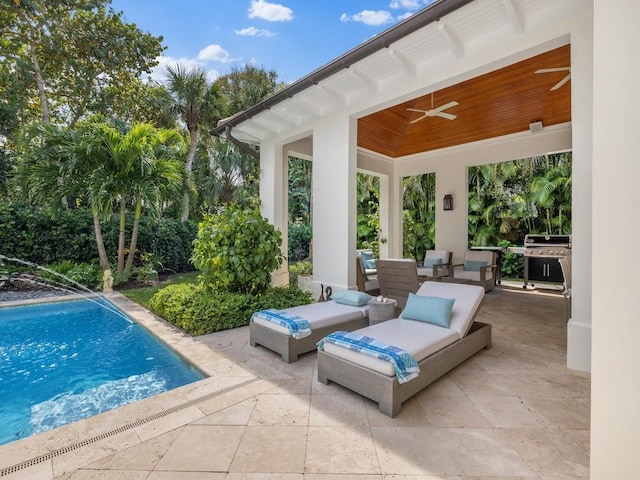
317 320 491 417
250 315 368 363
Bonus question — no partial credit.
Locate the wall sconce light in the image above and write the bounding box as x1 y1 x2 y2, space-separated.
443 194 454 211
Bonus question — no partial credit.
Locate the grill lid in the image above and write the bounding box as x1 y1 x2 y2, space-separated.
524 234 571 247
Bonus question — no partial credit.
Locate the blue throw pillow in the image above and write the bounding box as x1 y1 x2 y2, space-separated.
359 250 374 262
400 293 455 328
424 257 440 268
364 259 377 269
332 290 373 307
464 260 488 271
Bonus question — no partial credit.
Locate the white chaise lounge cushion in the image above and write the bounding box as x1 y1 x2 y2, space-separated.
322 318 458 377
416 282 484 338
252 301 369 336
321 282 484 377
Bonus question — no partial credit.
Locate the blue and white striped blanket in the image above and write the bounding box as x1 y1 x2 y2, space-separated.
251 309 312 339
317 331 420 384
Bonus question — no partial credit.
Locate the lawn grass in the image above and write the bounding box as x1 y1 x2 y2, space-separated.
118 271 199 309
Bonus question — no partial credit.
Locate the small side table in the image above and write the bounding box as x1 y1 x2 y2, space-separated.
368 298 398 325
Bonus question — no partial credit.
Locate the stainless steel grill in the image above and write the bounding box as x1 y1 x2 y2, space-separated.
523 234 571 288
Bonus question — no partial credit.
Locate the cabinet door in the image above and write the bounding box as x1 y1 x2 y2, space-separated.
527 257 548 282
546 258 564 283
526 257 564 284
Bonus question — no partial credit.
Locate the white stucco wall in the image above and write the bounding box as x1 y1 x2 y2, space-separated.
590 1 640 477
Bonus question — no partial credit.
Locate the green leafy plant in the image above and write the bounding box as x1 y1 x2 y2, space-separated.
288 261 312 287
192 205 285 294
149 283 312 335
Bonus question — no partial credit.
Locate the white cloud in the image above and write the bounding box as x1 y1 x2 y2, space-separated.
197 44 240 63
148 55 220 83
340 10 394 26
248 0 293 22
389 0 421 8
235 26 276 37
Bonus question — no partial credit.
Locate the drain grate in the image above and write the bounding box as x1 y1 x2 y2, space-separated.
0 378 258 477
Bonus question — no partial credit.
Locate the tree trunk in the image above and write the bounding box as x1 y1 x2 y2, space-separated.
180 127 199 222
117 201 126 276
92 211 110 271
124 197 142 275
29 38 50 125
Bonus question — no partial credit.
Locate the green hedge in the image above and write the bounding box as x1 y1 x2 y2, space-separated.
149 283 313 336
0 203 197 273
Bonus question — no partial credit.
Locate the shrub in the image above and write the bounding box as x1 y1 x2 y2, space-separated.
288 221 311 262
149 283 313 336
192 205 285 294
288 261 312 287
0 203 197 273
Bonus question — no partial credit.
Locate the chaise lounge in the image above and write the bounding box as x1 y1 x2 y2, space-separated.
317 281 491 417
250 290 372 363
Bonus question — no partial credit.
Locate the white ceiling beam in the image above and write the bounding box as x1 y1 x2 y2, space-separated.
501 0 524 34
268 107 301 126
387 48 417 76
290 97 324 117
437 23 464 59
316 84 347 105
249 115 282 134
349 67 379 94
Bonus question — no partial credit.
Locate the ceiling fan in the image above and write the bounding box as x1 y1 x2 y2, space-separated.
407 93 459 123
535 66 571 90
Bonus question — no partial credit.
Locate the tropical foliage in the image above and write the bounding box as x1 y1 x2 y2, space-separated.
191 205 285 294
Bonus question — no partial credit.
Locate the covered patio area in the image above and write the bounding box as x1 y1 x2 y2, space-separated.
0 286 590 478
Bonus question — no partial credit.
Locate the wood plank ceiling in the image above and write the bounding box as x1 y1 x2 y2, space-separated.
357 45 571 158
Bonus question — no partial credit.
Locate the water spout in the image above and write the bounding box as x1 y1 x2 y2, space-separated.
0 254 131 322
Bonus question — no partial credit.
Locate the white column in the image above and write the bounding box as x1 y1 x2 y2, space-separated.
591 1 640 477
260 140 289 287
312 114 357 296
434 163 468 264
567 14 593 373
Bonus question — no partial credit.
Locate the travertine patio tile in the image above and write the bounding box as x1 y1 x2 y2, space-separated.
66 470 150 479
305 426 380 474
372 427 535 476
225 474 303 479
468 396 547 428
52 430 142 478
195 398 257 425
416 394 492 428
229 426 307 473
134 405 205 442
148 473 225 479
248 394 310 426
501 428 590 477
365 397 431 428
154 425 244 472
87 429 180 470
309 391 368 426
522 396 590 429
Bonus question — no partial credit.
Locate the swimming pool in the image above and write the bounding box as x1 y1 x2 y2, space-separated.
0 298 204 446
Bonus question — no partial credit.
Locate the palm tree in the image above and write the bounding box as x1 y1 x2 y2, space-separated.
165 64 221 222
89 121 186 277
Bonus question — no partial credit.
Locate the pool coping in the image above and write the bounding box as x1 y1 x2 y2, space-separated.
0 292 258 478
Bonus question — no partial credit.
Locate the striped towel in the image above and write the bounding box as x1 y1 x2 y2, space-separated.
317 331 420 383
251 309 312 339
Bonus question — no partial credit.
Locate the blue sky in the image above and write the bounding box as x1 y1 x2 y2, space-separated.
109 0 436 84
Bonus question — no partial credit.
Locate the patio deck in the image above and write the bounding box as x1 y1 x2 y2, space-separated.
0 285 590 479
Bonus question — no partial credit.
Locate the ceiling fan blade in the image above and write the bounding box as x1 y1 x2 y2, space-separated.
433 101 459 112
550 73 571 91
406 108 424 113
536 67 570 73
409 114 428 124
436 112 457 120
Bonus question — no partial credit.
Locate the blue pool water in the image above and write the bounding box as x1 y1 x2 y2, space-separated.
0 298 204 446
